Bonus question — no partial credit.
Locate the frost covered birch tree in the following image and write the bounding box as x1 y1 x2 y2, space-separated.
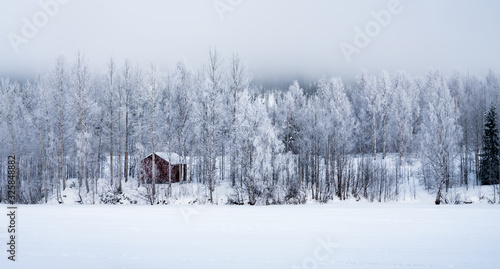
378 70 394 159
198 48 225 203
228 53 250 186
147 63 160 204
106 57 117 189
421 70 462 205
318 77 355 200
51 56 69 193
71 52 92 195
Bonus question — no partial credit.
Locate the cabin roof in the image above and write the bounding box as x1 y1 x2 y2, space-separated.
145 152 182 164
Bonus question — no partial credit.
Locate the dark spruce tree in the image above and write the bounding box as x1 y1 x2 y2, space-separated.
479 104 500 185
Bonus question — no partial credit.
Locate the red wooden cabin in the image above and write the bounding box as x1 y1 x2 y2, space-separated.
141 152 187 183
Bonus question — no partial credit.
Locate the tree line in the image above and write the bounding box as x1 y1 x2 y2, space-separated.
1 49 499 205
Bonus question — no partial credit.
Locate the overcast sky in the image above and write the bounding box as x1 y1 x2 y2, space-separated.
1 0 500 82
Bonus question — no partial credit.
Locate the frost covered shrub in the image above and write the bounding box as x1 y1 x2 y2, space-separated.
100 191 137 204
284 179 306 204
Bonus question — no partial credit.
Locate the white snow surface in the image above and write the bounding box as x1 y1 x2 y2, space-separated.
1 203 499 268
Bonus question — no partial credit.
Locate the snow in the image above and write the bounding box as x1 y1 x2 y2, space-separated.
46 178 234 205
1 203 499 268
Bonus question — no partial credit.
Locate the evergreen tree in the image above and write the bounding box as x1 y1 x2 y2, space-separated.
479 105 500 185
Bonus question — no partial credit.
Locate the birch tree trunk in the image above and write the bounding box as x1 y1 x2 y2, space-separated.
107 58 116 189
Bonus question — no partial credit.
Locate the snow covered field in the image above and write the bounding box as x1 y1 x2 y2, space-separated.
1 203 499 269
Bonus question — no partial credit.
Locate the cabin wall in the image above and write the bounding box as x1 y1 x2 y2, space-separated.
140 155 186 183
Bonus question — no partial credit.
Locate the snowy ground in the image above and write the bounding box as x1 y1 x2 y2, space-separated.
1 203 499 269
